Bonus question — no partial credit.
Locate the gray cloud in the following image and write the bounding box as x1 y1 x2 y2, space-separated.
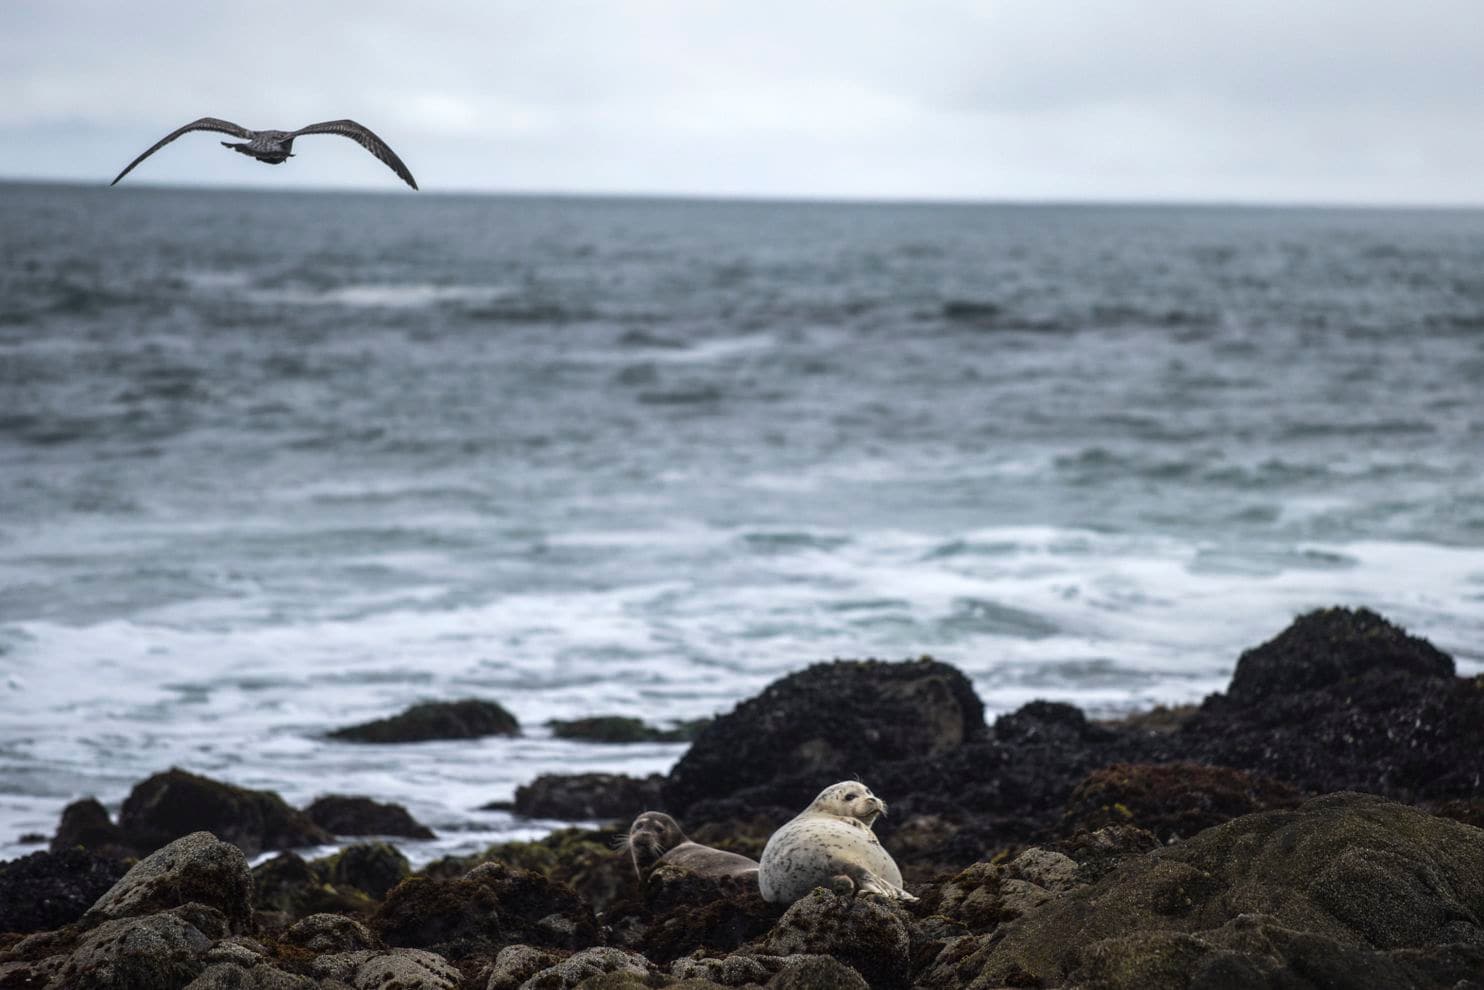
3 0 1482 203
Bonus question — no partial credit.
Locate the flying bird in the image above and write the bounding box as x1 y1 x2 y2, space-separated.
110 117 418 189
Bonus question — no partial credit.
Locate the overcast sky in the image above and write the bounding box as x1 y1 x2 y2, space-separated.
3 1 1483 204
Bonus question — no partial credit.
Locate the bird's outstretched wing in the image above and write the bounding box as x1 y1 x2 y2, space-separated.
291 119 419 190
111 117 254 186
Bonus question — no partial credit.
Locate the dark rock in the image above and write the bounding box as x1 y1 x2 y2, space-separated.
327 699 518 744
281 913 382 953
250 851 373 920
634 888 783 965
1044 824 1162 884
512 772 665 820
183 960 318 989
914 848 1080 936
309 947 461 989
758 888 913 990
1185 624 1484 803
1225 606 1454 706
52 911 212 990
425 826 629 916
547 715 709 743
370 875 504 960
321 841 411 900
642 862 759 914
85 831 255 935
303 795 435 840
117 768 330 858
1061 762 1302 841
0 847 129 934
49 798 131 857
519 946 653 989
482 944 563 990
934 793 1484 989
461 860 597 948
665 657 985 815
768 954 871 990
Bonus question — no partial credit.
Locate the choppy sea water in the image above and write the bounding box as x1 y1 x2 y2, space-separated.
2 183 1482 865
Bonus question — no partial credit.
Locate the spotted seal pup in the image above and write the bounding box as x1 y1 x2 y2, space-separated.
758 781 916 903
621 811 760 883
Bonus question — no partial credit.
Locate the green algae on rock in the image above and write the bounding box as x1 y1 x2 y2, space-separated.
923 792 1484 989
547 715 710 744
327 699 519 743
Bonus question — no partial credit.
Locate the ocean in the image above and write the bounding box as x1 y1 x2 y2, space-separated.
2 182 1482 865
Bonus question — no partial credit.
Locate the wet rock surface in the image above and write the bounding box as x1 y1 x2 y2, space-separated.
512 773 665 821
0 847 129 934
328 699 519 743
305 795 436 839
86 830 255 934
547 716 708 744
117 768 332 859
6 607 1484 989
664 657 986 815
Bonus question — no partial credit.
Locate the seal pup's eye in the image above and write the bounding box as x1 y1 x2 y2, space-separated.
845 792 859 801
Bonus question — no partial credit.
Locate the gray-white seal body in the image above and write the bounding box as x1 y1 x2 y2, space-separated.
758 781 916 904
623 811 759 882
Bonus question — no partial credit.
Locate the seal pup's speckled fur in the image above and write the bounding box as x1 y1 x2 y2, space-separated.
620 811 760 883
758 781 916 904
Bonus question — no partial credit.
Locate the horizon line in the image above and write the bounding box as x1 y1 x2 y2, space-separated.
3 175 1484 214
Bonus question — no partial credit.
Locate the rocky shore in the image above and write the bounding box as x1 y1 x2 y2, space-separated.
3 606 1482 989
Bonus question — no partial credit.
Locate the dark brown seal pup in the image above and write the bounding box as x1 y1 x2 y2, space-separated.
621 811 759 882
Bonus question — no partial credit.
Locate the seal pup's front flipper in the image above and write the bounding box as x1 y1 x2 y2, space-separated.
855 868 919 902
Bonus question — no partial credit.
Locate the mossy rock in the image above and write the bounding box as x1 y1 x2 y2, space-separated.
547 716 710 743
1061 762 1302 841
304 795 435 839
328 699 519 743
937 792 1484 988
117 768 330 857
1225 606 1453 706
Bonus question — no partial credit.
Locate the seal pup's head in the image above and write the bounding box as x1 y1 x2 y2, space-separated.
619 811 688 880
807 781 887 828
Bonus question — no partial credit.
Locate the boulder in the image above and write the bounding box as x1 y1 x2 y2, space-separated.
304 795 435 839
250 851 374 920
931 792 1484 989
1061 762 1301 841
1185 613 1484 802
461 860 597 948
643 862 760 914
767 954 871 990
664 658 985 815
547 716 707 743
183 961 318 989
311 948 461 990
757 888 913 990
511 772 665 820
321 841 412 899
633 888 782 965
1224 606 1454 706
915 848 1080 936
281 913 382 953
518 947 652 989
426 826 631 916
49 797 131 857
51 911 213 990
482 944 563 990
117 768 330 857
328 699 519 743
370 875 504 960
0 847 129 933
85 831 255 935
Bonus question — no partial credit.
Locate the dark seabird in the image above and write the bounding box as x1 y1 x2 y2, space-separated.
110 117 418 189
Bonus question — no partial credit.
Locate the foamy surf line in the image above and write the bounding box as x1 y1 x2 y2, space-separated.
1 530 1480 863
